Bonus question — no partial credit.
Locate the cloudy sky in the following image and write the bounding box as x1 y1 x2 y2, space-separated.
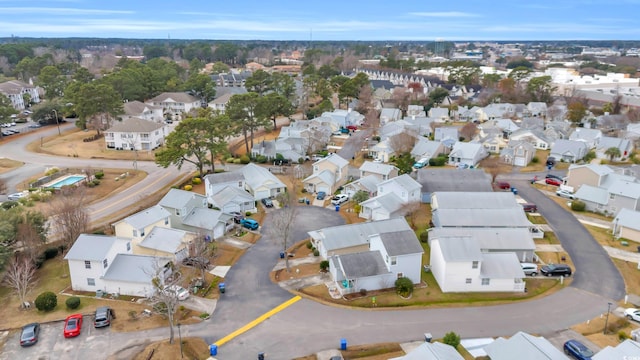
1 0 639 40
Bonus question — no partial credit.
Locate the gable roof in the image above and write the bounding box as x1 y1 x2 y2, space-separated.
64 234 129 261
159 188 206 209
389 342 464 360
332 250 390 278
484 331 568 360
569 127 602 142
345 175 380 194
123 100 161 115
411 139 444 157
417 169 493 193
0 80 34 94
148 92 200 103
102 254 170 284
433 208 531 227
359 161 398 176
593 339 640 359
210 185 254 206
614 208 640 231
479 253 526 278
568 163 615 177
432 192 520 209
381 174 421 192
317 153 349 168
428 227 535 251
360 192 406 215
597 136 631 152
309 217 412 252
242 163 286 191
204 169 245 185
139 227 188 253
378 230 423 256
107 117 164 133
435 237 482 262
574 184 609 205
449 141 485 159
114 205 170 230
183 207 229 229
608 179 640 199
551 139 589 155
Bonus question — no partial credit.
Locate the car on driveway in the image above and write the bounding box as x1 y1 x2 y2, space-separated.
556 189 575 199
331 194 349 206
546 173 564 181
563 339 594 359
261 198 274 208
229 211 244 223
624 308 640 322
163 285 190 301
94 306 113 328
20 323 39 347
521 203 537 213
520 263 538 276
316 191 327 200
541 263 572 277
545 178 562 186
63 314 83 338
240 218 259 230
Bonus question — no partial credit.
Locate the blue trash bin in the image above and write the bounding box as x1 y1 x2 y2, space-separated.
210 344 218 356
340 338 347 350
219 282 226 294
335 205 340 212
279 251 285 259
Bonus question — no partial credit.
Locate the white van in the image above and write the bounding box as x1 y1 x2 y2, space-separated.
520 263 538 276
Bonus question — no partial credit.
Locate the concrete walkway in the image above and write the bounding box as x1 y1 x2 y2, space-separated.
603 246 640 262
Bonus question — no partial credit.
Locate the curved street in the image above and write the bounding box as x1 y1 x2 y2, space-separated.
0 127 629 359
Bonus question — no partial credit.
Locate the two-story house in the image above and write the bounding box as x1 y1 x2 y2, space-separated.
447 141 489 168
303 154 349 195
64 234 171 297
146 92 202 121
508 128 551 150
203 171 256 213
549 139 589 163
0 80 41 110
569 128 603 149
121 101 164 123
500 140 536 166
358 161 399 182
104 117 166 151
359 174 422 220
159 189 232 240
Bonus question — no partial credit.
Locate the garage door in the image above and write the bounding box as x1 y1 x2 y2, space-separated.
515 157 526 166
316 185 330 194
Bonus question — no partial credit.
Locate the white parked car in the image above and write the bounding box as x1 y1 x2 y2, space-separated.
331 194 349 206
7 192 28 201
625 308 640 322
556 189 575 199
163 285 190 301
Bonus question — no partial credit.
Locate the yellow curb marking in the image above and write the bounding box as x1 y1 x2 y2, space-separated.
214 295 301 347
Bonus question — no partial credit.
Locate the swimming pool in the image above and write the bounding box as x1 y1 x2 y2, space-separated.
48 175 87 189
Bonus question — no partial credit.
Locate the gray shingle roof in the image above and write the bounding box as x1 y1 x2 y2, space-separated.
614 208 640 231
428 227 535 251
334 250 390 278
359 161 397 176
204 170 244 185
123 100 161 115
417 169 493 193
242 163 286 192
64 234 129 261
608 180 640 199
183 207 229 230
102 254 171 283
159 189 206 210
593 339 640 360
379 230 423 256
309 217 412 252
107 117 164 133
382 174 421 192
148 92 200 103
390 341 464 360
433 209 531 227
479 253 525 278
138 227 188 253
574 184 609 205
0 80 34 94
435 237 482 261
484 331 568 360
432 192 520 209
117 205 170 230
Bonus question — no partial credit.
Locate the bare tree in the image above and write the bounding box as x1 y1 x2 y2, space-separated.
403 201 422 230
480 156 506 183
388 131 418 154
147 260 182 344
392 88 411 117
16 218 46 264
188 232 216 280
3 256 37 308
459 123 478 141
268 173 298 272
48 187 89 254
365 108 380 135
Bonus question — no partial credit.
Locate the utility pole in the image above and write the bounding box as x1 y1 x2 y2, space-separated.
603 302 613 334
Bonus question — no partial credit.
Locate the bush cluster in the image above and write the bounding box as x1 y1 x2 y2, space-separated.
94 171 105 179
192 177 202 185
35 291 57 312
65 296 81 310
571 200 586 211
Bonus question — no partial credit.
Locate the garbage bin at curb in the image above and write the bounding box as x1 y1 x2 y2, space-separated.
424 333 432 342
335 205 340 212
279 251 285 259
340 338 347 350
218 283 226 294
210 344 218 356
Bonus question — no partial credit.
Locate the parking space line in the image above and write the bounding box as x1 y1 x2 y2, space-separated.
214 295 301 347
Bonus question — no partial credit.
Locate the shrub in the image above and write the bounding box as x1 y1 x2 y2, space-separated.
199 312 210 319
35 291 57 312
1 201 18 210
313 249 320 257
233 158 242 164
360 289 367 296
255 155 267 163
239 155 250 164
443 331 461 348
419 231 429 243
94 171 105 179
44 247 59 260
226 157 235 163
584 151 596 162
618 330 630 341
192 177 202 185
571 200 586 211
45 168 60 176
184 184 193 191
319 260 329 272
65 296 81 310
531 156 539 163
429 156 447 167
33 255 46 269
306 241 313 249
395 277 414 297
245 211 252 216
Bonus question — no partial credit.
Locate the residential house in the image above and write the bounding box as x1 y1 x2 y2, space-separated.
429 237 526 292
476 127 507 154
207 92 233 114
434 126 459 141
613 208 640 241
342 175 379 199
159 189 232 240
359 174 422 220
569 127 603 149
380 107 402 125
447 141 489 167
121 101 163 123
359 161 399 182
626 123 640 144
593 339 640 359
104 117 165 151
133 226 196 261
566 164 617 190
242 163 287 200
389 342 464 360
0 80 41 110
575 180 640 215
549 139 589 163
520 116 544 130
321 109 364 129
416 169 493 203
527 102 548 117
309 217 413 259
411 139 447 161
204 170 255 212
145 92 202 121
484 331 569 360
112 205 171 239
428 227 536 263
407 104 426 118
509 128 552 150
478 103 516 121
403 116 435 137
329 229 423 296
428 107 449 122
459 106 482 123
500 140 536 166
303 154 349 195
64 234 171 297
595 136 633 161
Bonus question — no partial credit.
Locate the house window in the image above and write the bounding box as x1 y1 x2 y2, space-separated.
84 261 91 269
103 259 108 268
87 278 95 286
175 209 181 216
238 181 243 187
472 261 479 269
140 229 145 237
126 242 131 251
465 278 472 284
482 278 490 286
390 257 397 265
609 193 615 200
397 272 404 279
133 229 138 237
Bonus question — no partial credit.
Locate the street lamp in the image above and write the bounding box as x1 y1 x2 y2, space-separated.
604 302 613 334
52 109 61 135
177 323 183 358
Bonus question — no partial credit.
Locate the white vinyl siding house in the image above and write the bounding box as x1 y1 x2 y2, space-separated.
104 117 166 151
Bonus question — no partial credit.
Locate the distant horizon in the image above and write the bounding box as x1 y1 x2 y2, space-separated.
1 0 640 41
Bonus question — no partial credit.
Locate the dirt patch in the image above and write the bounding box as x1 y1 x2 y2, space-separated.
27 128 156 161
0 158 23 175
132 337 211 360
572 314 635 349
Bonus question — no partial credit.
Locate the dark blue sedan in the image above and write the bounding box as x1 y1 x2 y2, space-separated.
316 191 327 200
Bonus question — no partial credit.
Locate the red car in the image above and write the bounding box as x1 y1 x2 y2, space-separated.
496 181 511 190
63 314 83 338
545 178 562 186
346 125 358 131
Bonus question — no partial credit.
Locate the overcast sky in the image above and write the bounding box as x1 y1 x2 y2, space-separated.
1 0 639 41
